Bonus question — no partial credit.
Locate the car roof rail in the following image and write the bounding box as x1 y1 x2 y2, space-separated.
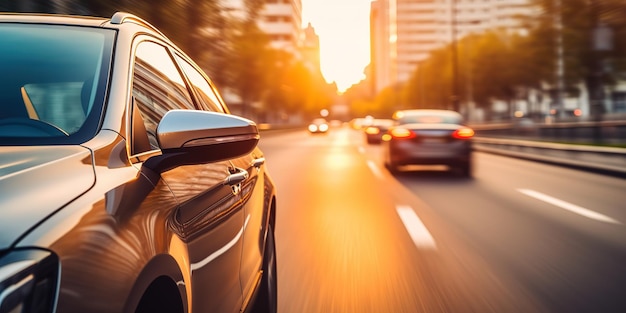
110 12 167 38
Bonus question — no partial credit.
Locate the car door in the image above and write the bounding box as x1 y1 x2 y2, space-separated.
173 54 269 307
131 39 245 312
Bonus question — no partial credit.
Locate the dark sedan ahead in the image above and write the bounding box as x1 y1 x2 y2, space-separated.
382 109 474 177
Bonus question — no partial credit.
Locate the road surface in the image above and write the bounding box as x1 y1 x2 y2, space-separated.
258 125 626 313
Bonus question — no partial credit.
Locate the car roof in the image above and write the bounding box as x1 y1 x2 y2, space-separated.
396 109 460 116
372 119 394 125
0 12 109 26
0 12 174 46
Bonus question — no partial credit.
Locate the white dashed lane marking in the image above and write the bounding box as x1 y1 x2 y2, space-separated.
518 189 621 225
367 160 384 180
396 205 437 250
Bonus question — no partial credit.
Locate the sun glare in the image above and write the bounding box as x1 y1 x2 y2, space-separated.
302 0 371 93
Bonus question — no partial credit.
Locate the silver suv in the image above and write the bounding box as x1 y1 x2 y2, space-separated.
0 12 277 313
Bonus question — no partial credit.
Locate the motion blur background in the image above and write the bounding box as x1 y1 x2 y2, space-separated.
3 0 625 138
3 1 626 312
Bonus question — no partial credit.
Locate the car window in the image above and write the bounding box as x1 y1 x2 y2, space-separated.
398 113 462 125
132 41 195 153
175 54 225 113
22 82 86 133
0 24 113 144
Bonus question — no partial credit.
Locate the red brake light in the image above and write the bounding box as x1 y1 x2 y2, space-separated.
453 128 474 139
390 128 416 139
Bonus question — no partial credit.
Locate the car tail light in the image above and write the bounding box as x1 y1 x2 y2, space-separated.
389 128 416 139
365 127 380 135
452 128 474 139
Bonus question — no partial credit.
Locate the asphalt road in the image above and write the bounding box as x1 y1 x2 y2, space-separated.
258 125 626 313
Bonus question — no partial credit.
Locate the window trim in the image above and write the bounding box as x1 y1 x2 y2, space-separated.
128 36 196 160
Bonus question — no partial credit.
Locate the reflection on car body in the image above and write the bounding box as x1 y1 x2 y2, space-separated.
382 109 474 177
0 12 277 313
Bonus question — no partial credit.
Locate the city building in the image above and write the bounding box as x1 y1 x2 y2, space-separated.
371 0 536 93
223 0 302 53
258 0 303 53
370 0 396 96
301 22 321 73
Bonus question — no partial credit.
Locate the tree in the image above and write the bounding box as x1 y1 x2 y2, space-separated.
262 51 314 116
529 0 626 98
184 0 223 62
224 19 273 116
374 84 404 117
404 47 454 110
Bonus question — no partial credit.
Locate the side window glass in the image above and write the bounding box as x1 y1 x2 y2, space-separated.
175 55 225 113
132 41 194 153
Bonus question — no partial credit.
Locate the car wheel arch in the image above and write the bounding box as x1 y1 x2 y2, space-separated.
123 254 188 313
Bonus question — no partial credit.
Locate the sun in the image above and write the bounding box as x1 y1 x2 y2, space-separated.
301 0 371 93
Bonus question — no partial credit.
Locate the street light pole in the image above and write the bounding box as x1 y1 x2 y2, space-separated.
451 0 460 112
589 0 612 143
554 0 566 119
463 20 481 122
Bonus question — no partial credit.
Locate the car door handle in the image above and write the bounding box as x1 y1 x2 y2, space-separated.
224 168 248 186
252 157 265 169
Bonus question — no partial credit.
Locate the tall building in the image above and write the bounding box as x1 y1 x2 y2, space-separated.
370 0 396 95
258 0 303 53
301 23 321 73
371 0 536 92
223 0 303 53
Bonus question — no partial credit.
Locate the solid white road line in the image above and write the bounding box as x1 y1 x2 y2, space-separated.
396 205 437 250
517 189 622 225
367 160 384 180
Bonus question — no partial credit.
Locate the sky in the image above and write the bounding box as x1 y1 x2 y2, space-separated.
301 0 372 93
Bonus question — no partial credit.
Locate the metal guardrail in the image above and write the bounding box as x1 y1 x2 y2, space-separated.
473 137 626 178
470 118 626 144
257 123 626 178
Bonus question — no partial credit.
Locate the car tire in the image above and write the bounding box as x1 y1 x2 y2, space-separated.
251 225 277 313
134 277 184 313
384 161 398 174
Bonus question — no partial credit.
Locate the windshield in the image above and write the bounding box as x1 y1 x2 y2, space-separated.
0 23 114 145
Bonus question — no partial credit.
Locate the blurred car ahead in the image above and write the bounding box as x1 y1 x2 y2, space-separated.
329 119 343 128
349 117 368 130
308 118 329 134
382 109 474 177
364 118 394 144
0 12 277 313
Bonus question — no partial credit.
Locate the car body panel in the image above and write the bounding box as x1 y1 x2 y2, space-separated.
229 148 267 304
0 145 94 249
1 12 276 313
162 159 245 313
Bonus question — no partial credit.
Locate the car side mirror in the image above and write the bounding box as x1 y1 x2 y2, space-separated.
144 110 259 173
